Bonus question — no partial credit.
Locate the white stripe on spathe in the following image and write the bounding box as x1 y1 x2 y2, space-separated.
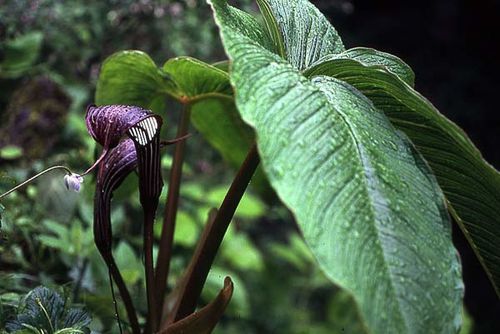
128 117 158 146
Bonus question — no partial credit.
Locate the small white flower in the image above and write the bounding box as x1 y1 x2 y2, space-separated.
64 173 83 192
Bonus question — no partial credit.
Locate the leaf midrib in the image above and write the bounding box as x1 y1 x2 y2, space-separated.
256 0 287 58
306 56 500 297
318 79 409 332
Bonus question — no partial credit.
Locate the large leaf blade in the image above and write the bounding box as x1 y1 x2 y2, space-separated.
305 56 500 295
209 0 463 332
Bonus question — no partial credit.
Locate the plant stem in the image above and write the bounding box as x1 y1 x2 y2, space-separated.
0 165 73 200
144 209 158 333
164 143 260 325
108 269 123 334
36 298 55 333
106 255 141 334
155 105 191 314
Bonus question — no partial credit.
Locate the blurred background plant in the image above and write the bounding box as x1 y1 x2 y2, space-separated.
0 0 498 333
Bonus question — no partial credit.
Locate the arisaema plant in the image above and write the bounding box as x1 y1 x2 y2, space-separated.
1 1 499 333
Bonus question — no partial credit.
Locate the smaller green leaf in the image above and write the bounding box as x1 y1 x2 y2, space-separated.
269 233 316 272
95 51 259 182
95 51 174 113
190 97 257 170
114 242 142 285
39 236 64 250
63 308 91 330
42 220 67 240
460 307 474 334
0 145 23 160
322 47 415 86
180 182 206 201
0 32 43 78
211 60 230 72
173 212 199 247
161 57 260 175
222 226 264 271
206 186 265 219
162 57 232 101
154 211 199 247
6 287 69 332
327 289 368 334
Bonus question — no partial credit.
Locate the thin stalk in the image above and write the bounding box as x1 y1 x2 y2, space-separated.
81 148 108 176
106 255 141 334
0 165 73 200
144 209 158 333
155 105 191 314
164 143 260 325
36 298 55 333
108 269 123 334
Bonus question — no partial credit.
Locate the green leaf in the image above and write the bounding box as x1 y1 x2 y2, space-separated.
0 32 43 78
162 57 232 101
191 97 255 168
173 212 199 247
63 308 91 330
211 60 230 72
0 145 23 160
162 57 256 169
95 52 257 174
327 289 368 334
114 241 142 285
325 47 415 86
256 0 345 70
6 286 90 333
222 225 264 271
154 211 199 247
206 186 265 219
209 0 463 332
95 50 174 113
39 236 64 250
42 220 67 240
305 56 500 296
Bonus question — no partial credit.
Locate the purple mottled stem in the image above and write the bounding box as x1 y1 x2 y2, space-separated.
155 106 191 320
165 143 260 325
